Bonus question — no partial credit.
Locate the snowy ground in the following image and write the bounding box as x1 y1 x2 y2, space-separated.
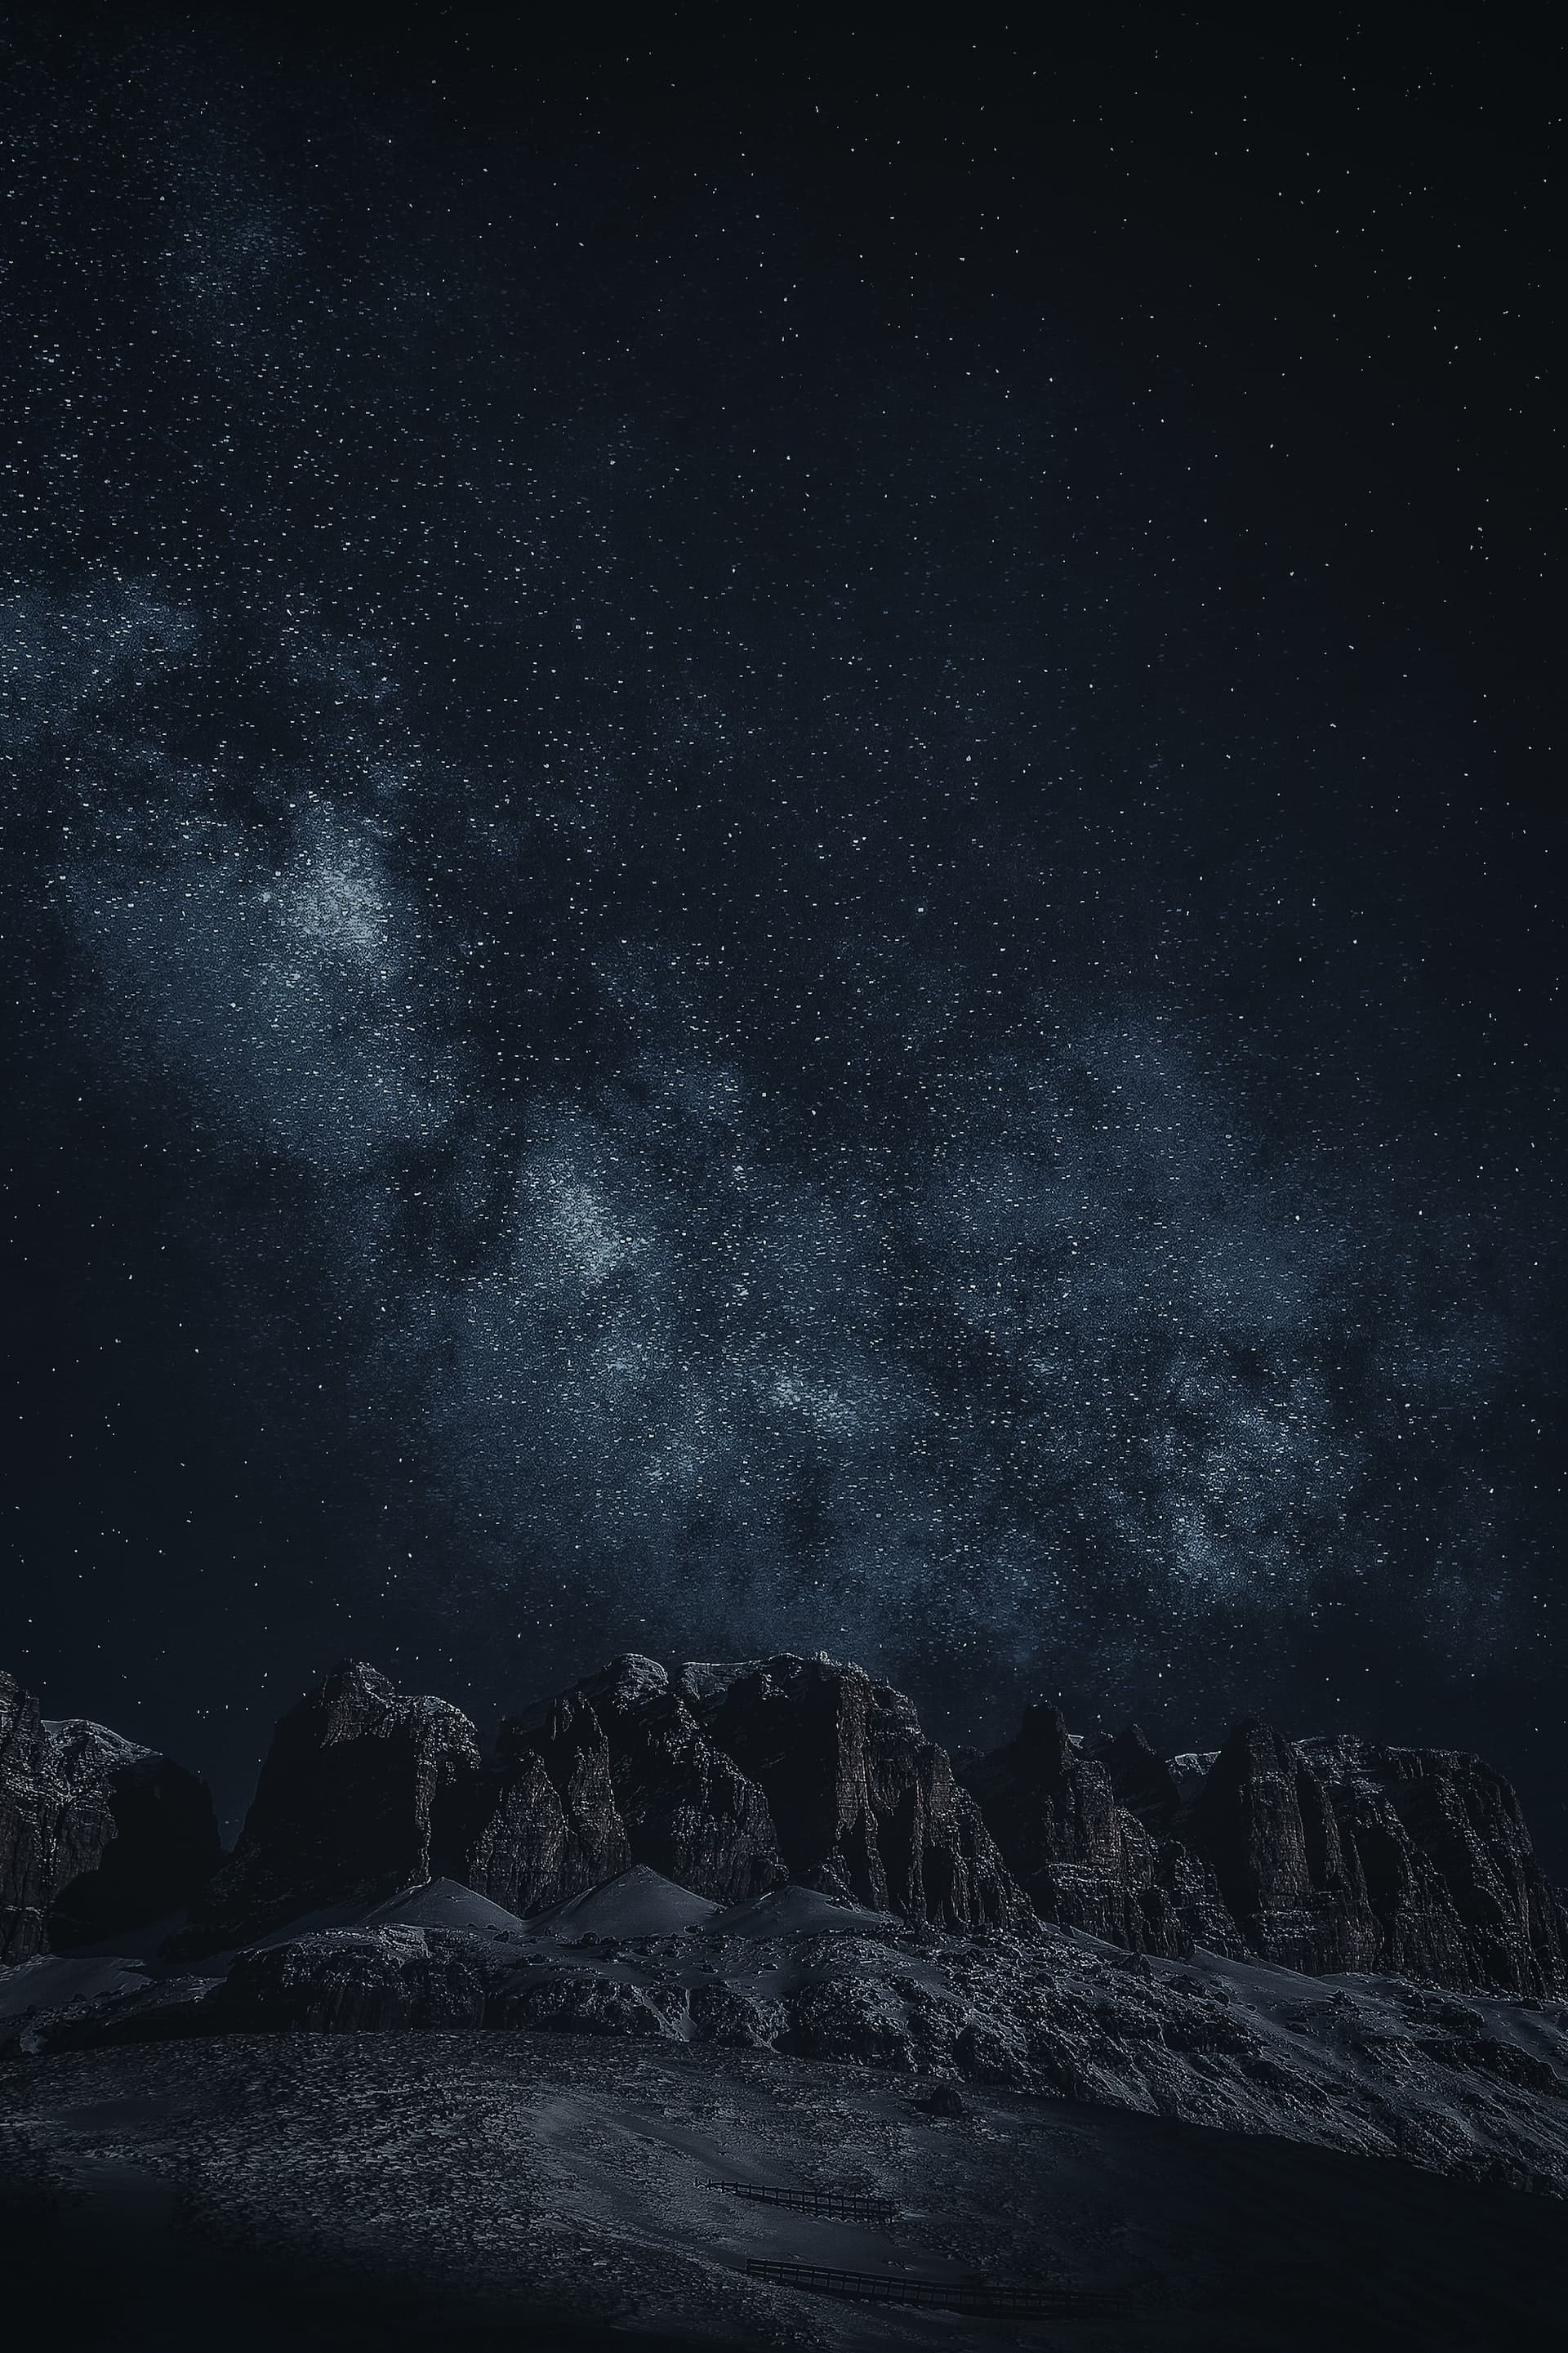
4 1870 1567 2346
1 2026 1565 2351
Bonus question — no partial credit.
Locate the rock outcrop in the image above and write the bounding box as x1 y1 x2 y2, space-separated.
956 1702 1187 1953
172 1661 482 1955
15 1855 1568 2209
488 1972 686 2040
42 1718 223 1950
1 1669 220 1962
13 1651 1562 2004
436 1682 632 1917
1094 1722 1186 1834
2 1671 79 1963
573 1656 786 1905
435 1657 785 1913
679 1653 1023 1928
1147 1834 1250 1959
1178 1718 1383 1974
215 1924 488 2033
1301 1736 1568 1994
966 1705 1568 1994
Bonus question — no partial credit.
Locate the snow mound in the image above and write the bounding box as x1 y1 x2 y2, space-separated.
250 1878 528 1950
362 1878 529 1939
0 1954 151 2021
528 1866 717 1939
706 1883 896 1941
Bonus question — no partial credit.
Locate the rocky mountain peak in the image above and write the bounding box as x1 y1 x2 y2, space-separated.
1175 1717 1380 1973
1094 1722 1185 1832
577 1653 672 1714
7 1652 1565 1999
43 1718 152 1771
170 1662 482 1957
2 1672 220 1961
957 1699 1196 1954
698 1653 1019 1927
1015 1700 1076 1776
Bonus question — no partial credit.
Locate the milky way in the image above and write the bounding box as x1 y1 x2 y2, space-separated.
2 15 1561 1837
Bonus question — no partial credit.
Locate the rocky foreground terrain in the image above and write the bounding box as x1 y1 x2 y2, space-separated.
4 1651 1568 2346
5 2024 1567 2352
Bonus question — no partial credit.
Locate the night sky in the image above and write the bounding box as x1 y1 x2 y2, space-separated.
3 10 1563 1857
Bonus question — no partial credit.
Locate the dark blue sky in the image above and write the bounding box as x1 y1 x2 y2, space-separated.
3 8 1564 1856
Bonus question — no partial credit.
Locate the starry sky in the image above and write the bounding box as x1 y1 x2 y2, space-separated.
3 10 1564 1855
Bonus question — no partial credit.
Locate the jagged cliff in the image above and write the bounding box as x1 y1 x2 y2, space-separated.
4 1653 1566 1996
953 1702 1241 1959
167 1651 1020 1955
167 1662 482 1957
1 1669 220 1962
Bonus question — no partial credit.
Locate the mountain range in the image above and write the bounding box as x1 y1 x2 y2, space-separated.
6 1651 1565 1995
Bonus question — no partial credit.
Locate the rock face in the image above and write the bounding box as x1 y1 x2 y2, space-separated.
17 1647 1557 2003
43 1719 223 1950
1094 1723 1185 1835
968 1705 1568 1994
957 1703 1183 1953
2 1671 74 1963
1301 1736 1568 1994
173 1662 482 1955
1147 1835 1250 1959
438 1656 784 1913
1179 1719 1383 1974
1174 1722 1568 1991
1 1670 220 1962
957 1705 1248 1960
573 1657 786 1905
679 1654 1023 1928
437 1683 632 1917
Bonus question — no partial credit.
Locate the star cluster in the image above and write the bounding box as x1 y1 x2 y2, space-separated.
2 13 1561 1837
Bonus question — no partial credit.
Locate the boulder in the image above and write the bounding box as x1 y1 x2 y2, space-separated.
679 1653 1024 1929
2 1669 220 1962
171 1662 482 1956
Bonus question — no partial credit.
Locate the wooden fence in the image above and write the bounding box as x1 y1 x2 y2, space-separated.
745 2258 1129 2316
703 2180 898 2222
